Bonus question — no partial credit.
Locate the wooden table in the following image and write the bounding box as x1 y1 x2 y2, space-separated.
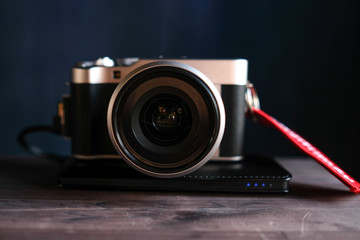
0 156 359 239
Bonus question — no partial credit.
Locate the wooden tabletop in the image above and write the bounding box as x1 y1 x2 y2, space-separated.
0 156 359 240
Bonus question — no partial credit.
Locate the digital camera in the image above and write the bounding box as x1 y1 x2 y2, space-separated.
62 57 248 178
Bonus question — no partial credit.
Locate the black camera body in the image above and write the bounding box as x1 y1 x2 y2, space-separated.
65 58 248 178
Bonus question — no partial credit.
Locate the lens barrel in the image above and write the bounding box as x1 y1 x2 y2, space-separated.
108 62 225 178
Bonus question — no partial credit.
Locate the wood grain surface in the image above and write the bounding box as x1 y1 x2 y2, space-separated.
0 156 359 240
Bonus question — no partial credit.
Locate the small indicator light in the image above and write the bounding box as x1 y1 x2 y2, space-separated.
254 183 258 187
246 183 251 187
262 183 266 187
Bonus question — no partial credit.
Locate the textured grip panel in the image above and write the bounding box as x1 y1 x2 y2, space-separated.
71 83 117 156
219 85 246 157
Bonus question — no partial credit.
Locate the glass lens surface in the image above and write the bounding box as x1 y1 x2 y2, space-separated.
140 94 192 146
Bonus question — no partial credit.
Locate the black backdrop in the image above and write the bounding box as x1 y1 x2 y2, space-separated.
1 0 360 179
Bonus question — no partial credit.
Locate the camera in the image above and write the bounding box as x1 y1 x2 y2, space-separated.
62 57 248 178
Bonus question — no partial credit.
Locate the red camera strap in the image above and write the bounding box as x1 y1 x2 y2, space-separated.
250 107 360 194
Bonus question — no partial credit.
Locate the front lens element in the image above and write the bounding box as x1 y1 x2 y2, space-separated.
140 94 192 146
153 103 181 131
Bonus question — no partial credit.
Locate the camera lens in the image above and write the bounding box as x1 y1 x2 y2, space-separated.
108 62 225 178
140 94 191 146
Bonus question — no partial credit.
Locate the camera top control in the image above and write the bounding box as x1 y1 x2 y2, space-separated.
77 57 140 68
116 58 140 67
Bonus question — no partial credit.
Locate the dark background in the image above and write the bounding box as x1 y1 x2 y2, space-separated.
1 1 360 178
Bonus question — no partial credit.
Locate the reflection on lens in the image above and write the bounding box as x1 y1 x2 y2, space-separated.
140 94 192 146
153 104 181 131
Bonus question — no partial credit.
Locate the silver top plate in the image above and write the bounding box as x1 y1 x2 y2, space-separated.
72 58 248 86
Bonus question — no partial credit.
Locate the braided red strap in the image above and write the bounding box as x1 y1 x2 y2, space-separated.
251 107 360 194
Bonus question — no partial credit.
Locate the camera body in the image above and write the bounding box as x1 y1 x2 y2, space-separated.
67 58 248 178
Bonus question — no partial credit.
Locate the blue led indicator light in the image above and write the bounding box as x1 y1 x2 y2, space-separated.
254 183 258 187
262 183 266 187
246 183 251 187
